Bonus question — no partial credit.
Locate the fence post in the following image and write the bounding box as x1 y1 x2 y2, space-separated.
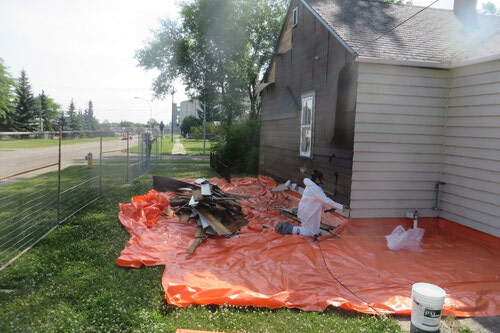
156 135 159 167
57 130 62 223
126 131 129 183
99 129 103 197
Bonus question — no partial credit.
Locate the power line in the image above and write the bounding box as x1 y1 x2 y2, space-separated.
366 0 440 46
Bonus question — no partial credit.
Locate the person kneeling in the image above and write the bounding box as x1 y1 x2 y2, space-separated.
275 170 343 237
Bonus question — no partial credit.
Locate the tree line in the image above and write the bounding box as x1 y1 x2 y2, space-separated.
0 59 99 132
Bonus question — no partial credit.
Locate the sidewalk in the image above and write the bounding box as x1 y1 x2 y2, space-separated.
172 138 186 155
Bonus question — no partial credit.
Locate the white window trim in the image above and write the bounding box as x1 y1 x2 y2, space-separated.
292 7 298 27
299 91 315 158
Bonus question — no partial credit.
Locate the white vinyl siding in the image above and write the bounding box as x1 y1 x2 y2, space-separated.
351 63 448 219
350 60 500 237
440 60 500 237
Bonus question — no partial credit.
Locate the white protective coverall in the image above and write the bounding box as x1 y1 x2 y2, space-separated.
294 178 344 236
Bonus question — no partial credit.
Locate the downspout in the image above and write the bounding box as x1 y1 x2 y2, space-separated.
435 69 451 213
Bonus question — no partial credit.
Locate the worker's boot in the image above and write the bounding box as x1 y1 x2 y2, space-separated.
275 222 294 235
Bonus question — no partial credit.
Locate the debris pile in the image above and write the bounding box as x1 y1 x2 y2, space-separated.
153 176 249 254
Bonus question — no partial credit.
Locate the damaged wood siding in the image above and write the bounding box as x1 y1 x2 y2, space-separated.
259 0 355 205
440 59 500 237
350 63 448 218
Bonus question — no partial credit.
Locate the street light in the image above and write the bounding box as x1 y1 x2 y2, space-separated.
134 97 153 132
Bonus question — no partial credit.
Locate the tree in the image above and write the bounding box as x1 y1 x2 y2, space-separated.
136 0 288 124
180 115 202 136
0 58 16 131
35 90 60 131
66 99 83 130
119 120 133 127
12 69 38 131
481 2 500 15
241 0 288 118
38 91 48 131
147 118 159 129
58 110 67 131
197 100 221 122
84 100 99 131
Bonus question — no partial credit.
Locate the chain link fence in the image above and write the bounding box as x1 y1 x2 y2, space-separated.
0 131 161 271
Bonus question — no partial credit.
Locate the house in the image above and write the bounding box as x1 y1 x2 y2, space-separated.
258 0 500 236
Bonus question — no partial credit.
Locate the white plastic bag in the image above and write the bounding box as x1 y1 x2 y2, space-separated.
385 225 425 252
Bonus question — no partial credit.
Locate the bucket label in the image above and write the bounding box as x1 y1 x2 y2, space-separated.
424 308 441 319
411 299 443 330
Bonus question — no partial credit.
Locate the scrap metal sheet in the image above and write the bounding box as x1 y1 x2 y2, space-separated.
116 176 500 316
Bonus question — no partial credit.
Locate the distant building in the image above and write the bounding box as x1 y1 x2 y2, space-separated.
179 99 201 127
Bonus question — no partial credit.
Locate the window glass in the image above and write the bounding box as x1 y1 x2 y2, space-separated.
300 92 314 157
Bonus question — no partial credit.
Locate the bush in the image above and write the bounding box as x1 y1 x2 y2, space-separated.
212 119 260 174
181 115 202 137
190 122 224 141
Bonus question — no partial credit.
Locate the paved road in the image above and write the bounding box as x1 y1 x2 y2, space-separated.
0 138 138 183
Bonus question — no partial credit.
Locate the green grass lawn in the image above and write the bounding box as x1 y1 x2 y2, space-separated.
182 138 213 155
128 137 213 156
0 161 404 332
0 136 118 149
128 137 175 155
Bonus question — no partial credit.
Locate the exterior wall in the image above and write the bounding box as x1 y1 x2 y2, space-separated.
259 0 355 205
440 59 500 237
179 99 200 129
351 63 449 218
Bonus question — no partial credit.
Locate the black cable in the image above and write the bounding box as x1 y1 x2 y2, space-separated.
316 239 381 315
366 0 440 46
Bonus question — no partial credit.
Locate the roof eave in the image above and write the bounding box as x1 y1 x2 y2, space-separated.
356 53 500 69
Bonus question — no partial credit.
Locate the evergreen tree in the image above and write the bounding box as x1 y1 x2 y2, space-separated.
35 91 61 131
58 110 67 131
13 69 38 131
84 100 99 131
66 99 77 130
73 109 84 131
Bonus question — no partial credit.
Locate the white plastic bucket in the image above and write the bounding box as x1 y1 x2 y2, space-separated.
411 283 446 332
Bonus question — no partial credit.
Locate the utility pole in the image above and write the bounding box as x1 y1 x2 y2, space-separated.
203 100 206 154
171 92 175 142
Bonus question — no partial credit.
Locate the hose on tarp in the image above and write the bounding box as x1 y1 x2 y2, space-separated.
316 239 381 315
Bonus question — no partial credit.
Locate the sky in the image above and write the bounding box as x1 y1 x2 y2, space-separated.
0 0 188 125
0 0 499 124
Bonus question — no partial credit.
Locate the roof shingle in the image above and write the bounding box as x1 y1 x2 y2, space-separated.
305 0 500 63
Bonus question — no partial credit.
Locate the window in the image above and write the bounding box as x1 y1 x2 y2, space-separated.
292 7 298 27
300 92 315 157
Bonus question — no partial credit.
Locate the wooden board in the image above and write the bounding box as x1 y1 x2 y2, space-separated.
187 226 206 254
192 189 203 201
153 176 195 192
197 207 232 237
179 211 191 223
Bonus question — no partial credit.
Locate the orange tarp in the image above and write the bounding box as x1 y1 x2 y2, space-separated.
116 176 500 317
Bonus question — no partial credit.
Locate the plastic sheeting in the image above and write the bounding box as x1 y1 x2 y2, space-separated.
116 176 500 317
